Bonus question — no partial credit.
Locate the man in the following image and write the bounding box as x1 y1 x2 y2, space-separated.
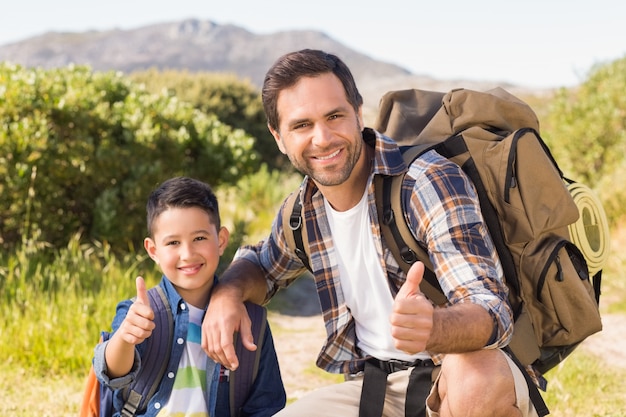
202 49 538 417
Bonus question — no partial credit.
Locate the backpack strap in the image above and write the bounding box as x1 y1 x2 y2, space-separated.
504 346 550 417
121 285 173 417
229 302 268 417
283 190 312 271
375 146 447 305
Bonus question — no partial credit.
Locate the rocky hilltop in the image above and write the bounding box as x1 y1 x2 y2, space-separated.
0 19 529 116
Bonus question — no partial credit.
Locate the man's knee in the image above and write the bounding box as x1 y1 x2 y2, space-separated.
435 350 521 417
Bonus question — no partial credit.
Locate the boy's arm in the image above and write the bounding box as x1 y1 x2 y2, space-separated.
104 277 156 378
202 258 268 371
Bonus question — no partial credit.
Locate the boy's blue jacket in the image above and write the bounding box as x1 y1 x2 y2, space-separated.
93 276 286 417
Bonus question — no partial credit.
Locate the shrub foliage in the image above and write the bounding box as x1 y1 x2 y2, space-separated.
0 63 259 251
542 55 626 224
129 69 286 170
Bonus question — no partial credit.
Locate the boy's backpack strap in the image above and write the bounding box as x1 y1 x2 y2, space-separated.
121 285 173 417
283 190 312 272
374 146 447 306
229 302 268 417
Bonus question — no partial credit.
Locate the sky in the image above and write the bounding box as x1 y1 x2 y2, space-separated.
1 0 625 89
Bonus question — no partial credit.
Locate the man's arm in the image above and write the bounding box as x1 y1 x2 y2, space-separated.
400 154 512 351
201 258 268 370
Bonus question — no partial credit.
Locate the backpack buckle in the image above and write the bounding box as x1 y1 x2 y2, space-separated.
289 215 302 230
382 208 394 226
400 247 417 264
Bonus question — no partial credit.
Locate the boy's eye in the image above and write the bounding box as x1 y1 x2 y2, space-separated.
166 240 179 246
194 236 207 242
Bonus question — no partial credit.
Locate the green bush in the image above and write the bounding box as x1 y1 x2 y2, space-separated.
130 69 287 171
0 63 259 251
542 55 626 224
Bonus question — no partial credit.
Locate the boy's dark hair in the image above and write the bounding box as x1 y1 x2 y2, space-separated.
146 176 220 236
262 49 363 132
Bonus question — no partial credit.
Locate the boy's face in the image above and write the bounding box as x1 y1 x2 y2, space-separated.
144 206 228 308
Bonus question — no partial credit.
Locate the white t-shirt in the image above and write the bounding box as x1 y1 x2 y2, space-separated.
324 190 429 361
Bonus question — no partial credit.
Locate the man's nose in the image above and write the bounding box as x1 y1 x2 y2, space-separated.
311 122 333 146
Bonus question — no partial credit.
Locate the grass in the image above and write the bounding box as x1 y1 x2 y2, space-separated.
1 225 625 416
0 234 158 376
542 351 626 416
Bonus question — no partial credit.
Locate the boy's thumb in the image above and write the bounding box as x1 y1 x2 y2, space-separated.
396 261 424 299
135 276 150 305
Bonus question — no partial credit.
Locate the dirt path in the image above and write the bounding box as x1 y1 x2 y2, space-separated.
579 313 626 368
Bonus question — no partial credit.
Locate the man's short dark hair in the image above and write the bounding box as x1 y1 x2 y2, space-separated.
262 49 363 132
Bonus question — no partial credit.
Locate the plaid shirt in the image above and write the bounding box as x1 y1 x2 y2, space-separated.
235 128 513 375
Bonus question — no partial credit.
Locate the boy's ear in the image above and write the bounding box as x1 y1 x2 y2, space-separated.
144 237 159 264
218 226 229 256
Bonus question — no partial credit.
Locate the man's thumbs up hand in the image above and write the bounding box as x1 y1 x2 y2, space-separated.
390 262 434 354
396 260 425 299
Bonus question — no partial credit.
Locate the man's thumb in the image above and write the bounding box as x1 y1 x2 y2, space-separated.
396 261 424 299
135 276 150 305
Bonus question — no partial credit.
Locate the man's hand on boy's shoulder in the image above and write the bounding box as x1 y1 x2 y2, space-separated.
201 287 257 371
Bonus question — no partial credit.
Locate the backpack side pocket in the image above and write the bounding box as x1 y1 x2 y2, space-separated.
519 235 602 349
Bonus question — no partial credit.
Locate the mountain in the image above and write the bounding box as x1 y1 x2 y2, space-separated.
0 19 525 118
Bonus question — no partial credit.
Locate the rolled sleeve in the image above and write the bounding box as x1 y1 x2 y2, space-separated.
469 293 514 348
93 339 141 390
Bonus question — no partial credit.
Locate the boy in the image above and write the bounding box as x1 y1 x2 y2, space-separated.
93 176 286 417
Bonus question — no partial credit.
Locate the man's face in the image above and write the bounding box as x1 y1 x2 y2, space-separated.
269 73 364 188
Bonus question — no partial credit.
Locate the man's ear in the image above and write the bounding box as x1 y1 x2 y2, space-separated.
269 124 287 154
357 106 364 131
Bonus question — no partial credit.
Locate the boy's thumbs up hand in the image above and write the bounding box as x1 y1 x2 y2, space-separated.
118 276 156 345
390 262 434 354
135 275 151 306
